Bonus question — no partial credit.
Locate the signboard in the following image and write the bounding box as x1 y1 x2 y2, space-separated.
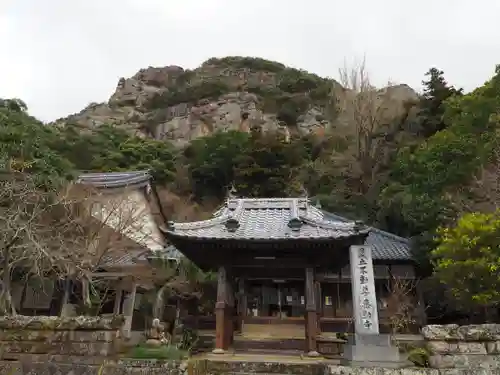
349 245 379 335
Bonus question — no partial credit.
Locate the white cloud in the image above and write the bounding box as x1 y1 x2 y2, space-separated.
1 0 499 122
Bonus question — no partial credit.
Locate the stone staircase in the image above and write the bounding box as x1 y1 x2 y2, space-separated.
233 321 306 353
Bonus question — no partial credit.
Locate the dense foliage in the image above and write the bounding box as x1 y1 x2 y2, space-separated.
0 99 75 187
55 124 177 184
380 66 500 268
432 210 500 311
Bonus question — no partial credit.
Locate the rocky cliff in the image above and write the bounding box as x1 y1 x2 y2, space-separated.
53 57 418 146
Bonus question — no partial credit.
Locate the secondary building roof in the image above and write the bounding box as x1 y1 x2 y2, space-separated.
322 212 411 261
76 170 151 190
161 197 370 241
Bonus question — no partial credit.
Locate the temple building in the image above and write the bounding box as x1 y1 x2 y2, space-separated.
161 197 421 355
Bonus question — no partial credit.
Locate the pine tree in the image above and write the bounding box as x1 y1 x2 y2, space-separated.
418 68 463 137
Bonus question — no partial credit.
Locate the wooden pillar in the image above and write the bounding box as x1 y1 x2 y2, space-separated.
213 266 228 354
236 278 247 333
122 280 137 340
225 277 234 347
315 281 322 335
305 267 319 357
113 279 123 315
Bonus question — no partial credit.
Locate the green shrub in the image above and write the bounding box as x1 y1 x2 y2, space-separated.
178 327 199 351
277 68 324 93
276 95 311 125
129 344 188 360
148 80 232 109
407 347 430 367
202 56 286 73
336 332 348 341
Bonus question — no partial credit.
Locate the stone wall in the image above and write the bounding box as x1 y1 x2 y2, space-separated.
0 315 124 361
1 360 500 375
423 323 500 369
0 359 188 375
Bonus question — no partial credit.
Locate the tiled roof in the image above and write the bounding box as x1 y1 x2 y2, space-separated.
322 212 412 261
100 249 149 268
101 246 183 267
162 198 369 241
76 171 152 189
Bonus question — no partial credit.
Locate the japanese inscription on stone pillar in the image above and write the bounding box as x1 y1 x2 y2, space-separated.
349 245 379 335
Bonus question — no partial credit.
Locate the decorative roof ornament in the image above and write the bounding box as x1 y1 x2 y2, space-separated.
299 184 309 199
227 184 238 199
225 217 240 232
354 220 365 232
315 198 322 209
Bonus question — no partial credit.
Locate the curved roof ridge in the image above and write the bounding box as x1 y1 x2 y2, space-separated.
300 216 368 233
169 215 229 230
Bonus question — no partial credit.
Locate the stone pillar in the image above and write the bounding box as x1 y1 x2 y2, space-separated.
343 245 400 365
305 267 320 357
349 246 379 335
122 280 137 340
213 266 228 354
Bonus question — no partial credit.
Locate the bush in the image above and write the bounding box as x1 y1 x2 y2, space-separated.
407 347 430 367
148 80 232 109
129 344 188 360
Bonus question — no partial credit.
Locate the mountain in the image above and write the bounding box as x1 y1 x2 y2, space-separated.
52 56 418 146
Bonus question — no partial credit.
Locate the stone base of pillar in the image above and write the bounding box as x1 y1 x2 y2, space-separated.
212 348 225 354
307 350 321 357
342 334 404 367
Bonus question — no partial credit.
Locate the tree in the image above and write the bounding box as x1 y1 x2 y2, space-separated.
0 99 75 187
384 276 419 335
185 131 250 200
431 210 500 316
305 59 417 220
417 68 463 138
233 129 306 197
60 182 169 312
0 171 80 314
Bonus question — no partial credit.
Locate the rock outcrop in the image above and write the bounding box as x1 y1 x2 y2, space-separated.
52 57 418 146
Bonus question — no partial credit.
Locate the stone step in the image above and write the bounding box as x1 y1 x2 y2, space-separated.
242 324 305 339
233 337 306 352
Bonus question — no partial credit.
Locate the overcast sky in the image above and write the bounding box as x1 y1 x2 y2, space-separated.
1 0 500 122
